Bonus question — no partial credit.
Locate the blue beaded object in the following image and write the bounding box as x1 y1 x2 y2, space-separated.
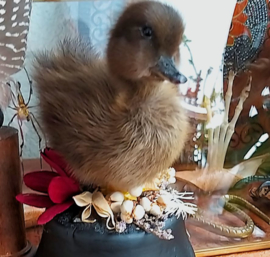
224 0 269 76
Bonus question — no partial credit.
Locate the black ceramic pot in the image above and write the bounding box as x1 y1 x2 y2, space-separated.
36 206 195 257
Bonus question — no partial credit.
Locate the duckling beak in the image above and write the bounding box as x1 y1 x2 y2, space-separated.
152 56 187 84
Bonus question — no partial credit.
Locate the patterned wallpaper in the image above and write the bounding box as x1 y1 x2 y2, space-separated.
77 0 124 53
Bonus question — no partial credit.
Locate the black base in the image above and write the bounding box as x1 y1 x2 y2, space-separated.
36 207 195 257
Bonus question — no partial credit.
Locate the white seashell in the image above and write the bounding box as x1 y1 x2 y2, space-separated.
129 186 143 197
168 177 176 184
150 204 161 216
111 202 122 214
121 213 133 224
110 192 125 202
133 205 145 220
168 168 176 177
157 196 170 207
140 197 151 212
120 200 134 215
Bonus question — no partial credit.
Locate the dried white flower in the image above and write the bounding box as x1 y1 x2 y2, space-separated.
120 200 135 223
160 189 197 219
168 168 176 177
168 177 176 184
120 200 134 215
133 205 145 220
129 186 143 197
109 192 125 202
150 204 161 216
157 195 170 207
157 167 177 186
73 191 95 223
73 190 116 230
108 191 125 214
167 168 176 185
111 202 122 214
140 197 151 212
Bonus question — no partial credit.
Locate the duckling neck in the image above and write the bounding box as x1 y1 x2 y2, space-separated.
110 75 150 98
133 81 159 98
110 72 178 105
126 79 176 101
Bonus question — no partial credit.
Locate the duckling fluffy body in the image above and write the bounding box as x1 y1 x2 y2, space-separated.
33 1 189 192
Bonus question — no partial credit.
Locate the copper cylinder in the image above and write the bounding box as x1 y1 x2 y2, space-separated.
0 126 32 256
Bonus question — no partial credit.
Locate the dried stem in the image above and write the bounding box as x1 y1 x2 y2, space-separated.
206 72 251 171
183 39 198 76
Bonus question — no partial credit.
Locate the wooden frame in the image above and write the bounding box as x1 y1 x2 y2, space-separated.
196 241 270 257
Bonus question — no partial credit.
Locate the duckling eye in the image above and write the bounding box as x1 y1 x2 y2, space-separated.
141 26 153 38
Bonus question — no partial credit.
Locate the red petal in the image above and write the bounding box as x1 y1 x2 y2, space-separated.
37 200 74 225
16 194 54 208
41 148 68 177
24 171 58 193
43 148 69 171
48 177 80 204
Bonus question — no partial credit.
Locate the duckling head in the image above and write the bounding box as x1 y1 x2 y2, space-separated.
107 1 187 85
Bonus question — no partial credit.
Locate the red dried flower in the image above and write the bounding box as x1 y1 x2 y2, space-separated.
16 148 81 225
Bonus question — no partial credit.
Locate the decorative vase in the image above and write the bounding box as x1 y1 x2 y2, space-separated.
0 126 35 256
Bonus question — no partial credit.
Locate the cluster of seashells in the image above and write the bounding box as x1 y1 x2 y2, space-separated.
73 167 197 233
108 168 177 224
108 190 170 224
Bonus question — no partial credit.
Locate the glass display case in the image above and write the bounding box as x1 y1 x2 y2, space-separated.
1 0 270 256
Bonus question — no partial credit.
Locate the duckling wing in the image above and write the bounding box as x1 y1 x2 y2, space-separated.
33 38 118 118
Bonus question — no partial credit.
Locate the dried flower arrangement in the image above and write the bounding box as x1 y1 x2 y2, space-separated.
17 148 197 240
176 70 270 192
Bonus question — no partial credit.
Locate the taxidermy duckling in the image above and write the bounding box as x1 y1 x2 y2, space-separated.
33 1 189 193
